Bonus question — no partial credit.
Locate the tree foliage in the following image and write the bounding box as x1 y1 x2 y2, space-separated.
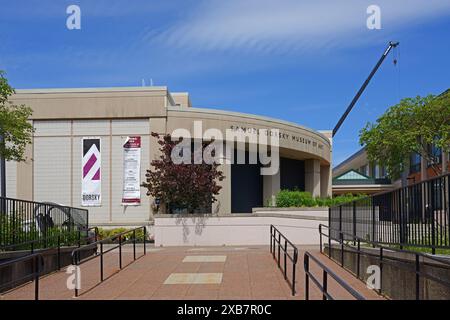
0 70 34 161
359 92 450 179
142 133 225 214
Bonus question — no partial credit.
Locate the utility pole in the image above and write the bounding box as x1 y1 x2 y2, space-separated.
332 41 399 137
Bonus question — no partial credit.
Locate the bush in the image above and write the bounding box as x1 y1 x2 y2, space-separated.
97 227 147 242
273 190 365 208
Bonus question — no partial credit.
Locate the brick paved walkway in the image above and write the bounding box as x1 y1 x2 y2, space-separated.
0 245 383 300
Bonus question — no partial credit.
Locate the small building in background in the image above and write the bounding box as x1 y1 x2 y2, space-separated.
332 146 449 196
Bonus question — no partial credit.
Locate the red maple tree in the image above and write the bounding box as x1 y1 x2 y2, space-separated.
142 132 225 214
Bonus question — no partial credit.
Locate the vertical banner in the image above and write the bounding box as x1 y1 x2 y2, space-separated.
82 138 101 206
122 136 141 206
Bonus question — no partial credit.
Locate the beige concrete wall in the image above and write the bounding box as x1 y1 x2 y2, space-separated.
16 142 33 201
5 161 17 199
12 87 169 120
28 118 154 225
167 107 331 165
154 213 328 246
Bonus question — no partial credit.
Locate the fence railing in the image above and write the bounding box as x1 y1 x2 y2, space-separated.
303 251 366 300
329 173 450 254
319 224 450 300
0 197 89 250
1 227 97 269
0 253 44 300
270 225 298 295
71 226 147 297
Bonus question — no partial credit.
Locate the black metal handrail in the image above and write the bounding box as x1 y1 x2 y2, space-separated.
304 251 366 300
71 226 147 297
0 253 44 300
0 196 89 250
270 225 298 295
1 227 98 270
319 224 450 300
329 172 450 254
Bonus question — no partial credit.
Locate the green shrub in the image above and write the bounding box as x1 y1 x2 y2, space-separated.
273 190 365 208
97 227 147 242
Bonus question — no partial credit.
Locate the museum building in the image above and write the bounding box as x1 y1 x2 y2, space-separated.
4 87 332 226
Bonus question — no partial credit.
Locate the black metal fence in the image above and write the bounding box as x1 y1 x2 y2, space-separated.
72 226 147 297
319 224 450 300
270 225 298 296
303 251 366 300
329 173 450 253
0 253 43 300
0 197 89 251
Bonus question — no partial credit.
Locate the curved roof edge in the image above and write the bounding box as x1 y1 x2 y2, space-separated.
167 106 331 146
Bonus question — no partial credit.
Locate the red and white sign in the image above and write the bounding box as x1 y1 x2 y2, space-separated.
122 136 141 205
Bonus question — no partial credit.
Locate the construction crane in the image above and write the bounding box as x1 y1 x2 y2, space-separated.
332 41 399 137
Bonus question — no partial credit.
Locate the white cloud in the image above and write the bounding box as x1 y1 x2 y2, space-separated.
154 0 450 53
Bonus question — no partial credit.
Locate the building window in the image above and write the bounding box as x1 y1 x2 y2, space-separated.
428 144 442 166
410 153 421 174
380 166 387 178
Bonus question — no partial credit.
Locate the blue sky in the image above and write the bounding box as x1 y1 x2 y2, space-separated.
1 0 449 166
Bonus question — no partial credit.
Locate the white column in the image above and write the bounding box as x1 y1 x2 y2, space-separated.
263 166 280 207
320 164 331 198
305 159 321 198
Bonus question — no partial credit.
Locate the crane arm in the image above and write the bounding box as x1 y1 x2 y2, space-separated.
332 41 399 137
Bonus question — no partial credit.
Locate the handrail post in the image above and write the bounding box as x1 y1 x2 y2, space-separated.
379 247 383 295
34 256 39 301
119 235 122 269
322 270 328 300
57 234 61 270
271 227 275 258
284 239 287 279
133 229 136 261
319 224 323 253
100 242 104 282
143 227 146 255
328 225 331 258
357 239 361 279
74 254 79 298
77 230 81 248
415 254 420 300
292 249 297 296
304 254 310 300
353 201 357 246
340 232 344 267
277 232 281 268
270 225 273 254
